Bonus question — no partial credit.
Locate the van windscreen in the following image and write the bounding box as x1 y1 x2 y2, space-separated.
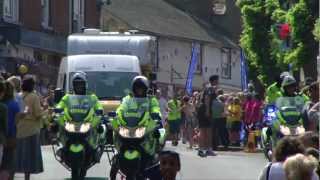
70 71 139 100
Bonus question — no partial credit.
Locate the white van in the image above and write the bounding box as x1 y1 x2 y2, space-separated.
67 29 156 65
57 54 141 111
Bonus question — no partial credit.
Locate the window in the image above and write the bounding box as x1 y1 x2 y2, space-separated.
212 0 226 15
41 0 53 29
196 45 203 73
221 48 231 79
3 0 19 23
72 0 85 32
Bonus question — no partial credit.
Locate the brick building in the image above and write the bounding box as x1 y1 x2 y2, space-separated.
0 0 101 84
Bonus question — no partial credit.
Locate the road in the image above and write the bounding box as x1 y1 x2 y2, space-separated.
14 143 267 180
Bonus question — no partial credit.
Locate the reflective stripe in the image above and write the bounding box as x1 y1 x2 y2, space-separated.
69 144 84 153
70 109 88 114
124 112 141 118
124 150 140 160
282 111 300 116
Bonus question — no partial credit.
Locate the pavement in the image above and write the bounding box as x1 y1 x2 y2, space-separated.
14 143 268 180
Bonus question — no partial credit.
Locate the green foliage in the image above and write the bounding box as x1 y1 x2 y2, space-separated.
237 0 318 86
313 19 320 41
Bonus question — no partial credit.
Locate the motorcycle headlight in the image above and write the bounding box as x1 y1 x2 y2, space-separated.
80 123 91 133
65 122 76 133
134 127 146 138
280 125 291 136
296 126 305 135
119 127 130 138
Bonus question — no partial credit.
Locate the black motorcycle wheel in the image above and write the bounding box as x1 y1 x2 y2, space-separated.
80 168 87 179
110 165 119 180
110 155 119 180
71 167 86 180
71 168 80 180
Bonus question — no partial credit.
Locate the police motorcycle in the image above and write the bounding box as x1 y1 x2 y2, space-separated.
106 76 166 180
260 104 277 161
50 72 106 180
261 96 306 161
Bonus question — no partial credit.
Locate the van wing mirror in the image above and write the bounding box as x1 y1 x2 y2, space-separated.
54 88 65 104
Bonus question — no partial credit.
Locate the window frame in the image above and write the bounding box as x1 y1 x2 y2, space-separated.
41 0 53 29
3 0 19 23
72 0 85 32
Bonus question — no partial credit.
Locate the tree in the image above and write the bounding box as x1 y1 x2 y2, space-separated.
238 0 318 86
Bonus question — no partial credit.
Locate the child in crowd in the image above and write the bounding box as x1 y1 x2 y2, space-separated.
159 151 181 180
192 128 200 147
227 97 242 146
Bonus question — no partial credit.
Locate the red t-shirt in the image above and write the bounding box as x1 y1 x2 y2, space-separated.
243 100 255 125
251 100 263 124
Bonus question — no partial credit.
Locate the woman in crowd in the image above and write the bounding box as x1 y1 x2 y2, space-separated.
0 81 20 180
181 96 195 149
0 80 7 168
211 94 229 149
15 75 44 180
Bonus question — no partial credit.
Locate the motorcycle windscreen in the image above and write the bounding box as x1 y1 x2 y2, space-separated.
275 97 304 126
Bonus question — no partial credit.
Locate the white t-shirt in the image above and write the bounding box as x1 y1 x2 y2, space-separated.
259 162 319 180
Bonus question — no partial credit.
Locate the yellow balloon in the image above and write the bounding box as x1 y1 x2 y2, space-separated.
18 65 28 74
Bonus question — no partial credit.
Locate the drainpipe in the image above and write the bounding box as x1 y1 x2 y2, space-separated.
69 0 73 34
318 1 320 101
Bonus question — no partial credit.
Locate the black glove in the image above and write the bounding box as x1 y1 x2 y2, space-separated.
50 122 59 133
153 129 160 139
150 113 161 121
97 124 104 134
266 127 272 141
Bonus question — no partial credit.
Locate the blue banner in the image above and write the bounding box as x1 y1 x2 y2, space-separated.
240 49 248 91
185 43 200 95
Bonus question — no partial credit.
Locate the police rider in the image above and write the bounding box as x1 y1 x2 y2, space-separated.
54 71 103 130
111 75 163 153
267 75 308 141
265 72 290 105
112 75 162 137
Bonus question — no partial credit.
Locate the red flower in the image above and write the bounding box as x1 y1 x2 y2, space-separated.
279 23 291 40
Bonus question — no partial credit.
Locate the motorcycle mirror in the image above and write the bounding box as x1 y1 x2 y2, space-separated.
54 108 63 114
95 109 104 116
108 111 116 118
54 88 65 104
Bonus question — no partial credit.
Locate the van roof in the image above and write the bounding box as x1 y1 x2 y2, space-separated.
66 54 141 73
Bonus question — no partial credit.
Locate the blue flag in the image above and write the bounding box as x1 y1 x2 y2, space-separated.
240 49 248 91
185 43 200 95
